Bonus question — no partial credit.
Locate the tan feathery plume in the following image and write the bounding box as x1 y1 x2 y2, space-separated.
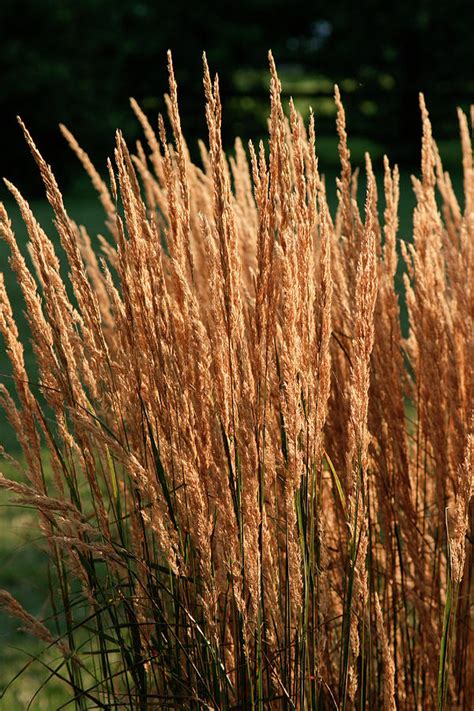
0 591 69 653
166 50 195 280
375 592 396 711
450 433 473 584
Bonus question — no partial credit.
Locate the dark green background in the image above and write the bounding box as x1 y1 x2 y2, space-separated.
1 0 473 193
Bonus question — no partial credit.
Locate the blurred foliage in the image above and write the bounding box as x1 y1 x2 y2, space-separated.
0 0 473 193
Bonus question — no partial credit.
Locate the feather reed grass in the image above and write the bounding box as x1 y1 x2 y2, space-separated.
0 52 472 709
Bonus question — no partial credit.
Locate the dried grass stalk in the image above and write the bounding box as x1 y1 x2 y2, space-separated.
0 54 472 710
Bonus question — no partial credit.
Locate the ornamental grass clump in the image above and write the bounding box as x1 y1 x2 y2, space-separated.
0 52 472 709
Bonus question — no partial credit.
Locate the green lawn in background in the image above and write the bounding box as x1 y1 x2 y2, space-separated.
0 458 72 709
0 193 104 708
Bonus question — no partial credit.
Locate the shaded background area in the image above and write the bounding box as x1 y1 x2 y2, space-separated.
1 0 473 195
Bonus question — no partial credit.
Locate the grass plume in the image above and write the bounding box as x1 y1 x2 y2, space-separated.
0 52 472 709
